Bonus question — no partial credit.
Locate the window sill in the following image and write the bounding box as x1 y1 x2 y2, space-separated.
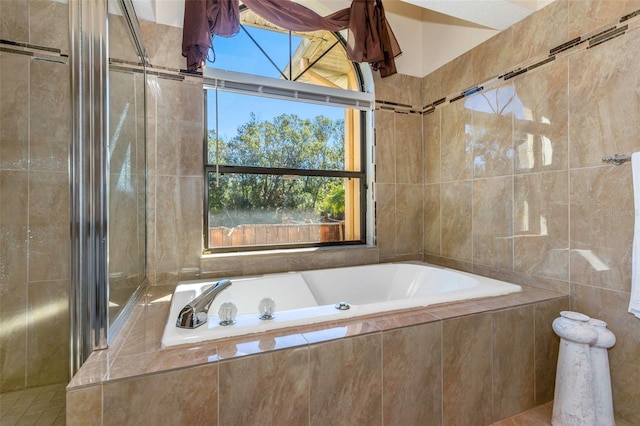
201 244 375 260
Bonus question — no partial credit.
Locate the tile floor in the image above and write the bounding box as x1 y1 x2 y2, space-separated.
492 401 635 426
0 383 66 426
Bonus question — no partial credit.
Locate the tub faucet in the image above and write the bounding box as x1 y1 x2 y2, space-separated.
176 279 232 329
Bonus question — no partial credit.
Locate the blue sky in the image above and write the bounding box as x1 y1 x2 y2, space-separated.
205 26 344 141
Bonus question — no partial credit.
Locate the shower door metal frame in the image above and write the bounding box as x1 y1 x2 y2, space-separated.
69 0 147 376
69 0 109 376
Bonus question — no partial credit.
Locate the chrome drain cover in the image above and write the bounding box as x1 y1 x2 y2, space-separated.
335 301 351 310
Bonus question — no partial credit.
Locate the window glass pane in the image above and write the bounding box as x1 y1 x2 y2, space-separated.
207 90 353 171
205 10 358 91
289 33 359 91
208 25 302 78
207 172 360 248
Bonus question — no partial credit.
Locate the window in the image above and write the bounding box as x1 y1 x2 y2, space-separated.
203 8 372 253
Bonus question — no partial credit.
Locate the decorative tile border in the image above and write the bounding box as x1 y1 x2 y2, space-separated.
0 39 68 64
374 99 422 115
421 7 640 115
109 57 204 84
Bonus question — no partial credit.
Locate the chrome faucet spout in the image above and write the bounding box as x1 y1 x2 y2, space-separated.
176 279 232 329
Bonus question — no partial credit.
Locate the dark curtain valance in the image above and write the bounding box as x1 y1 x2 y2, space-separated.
182 0 402 77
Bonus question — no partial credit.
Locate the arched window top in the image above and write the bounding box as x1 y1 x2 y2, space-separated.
206 8 361 92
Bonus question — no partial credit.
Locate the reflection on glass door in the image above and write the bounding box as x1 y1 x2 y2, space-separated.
107 2 147 337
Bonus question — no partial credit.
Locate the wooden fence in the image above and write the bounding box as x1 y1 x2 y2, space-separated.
209 222 344 247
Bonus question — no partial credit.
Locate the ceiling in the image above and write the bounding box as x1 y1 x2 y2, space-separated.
132 0 549 29
130 0 553 77
402 0 543 30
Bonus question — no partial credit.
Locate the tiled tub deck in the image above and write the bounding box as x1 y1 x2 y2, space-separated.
66 279 568 425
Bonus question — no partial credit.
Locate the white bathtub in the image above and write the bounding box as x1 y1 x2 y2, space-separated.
161 263 521 347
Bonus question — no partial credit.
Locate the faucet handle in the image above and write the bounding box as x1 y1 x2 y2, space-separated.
218 302 238 326
258 297 276 320
176 279 233 329
176 306 208 328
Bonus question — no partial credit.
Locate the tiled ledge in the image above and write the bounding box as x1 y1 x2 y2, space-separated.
68 276 566 390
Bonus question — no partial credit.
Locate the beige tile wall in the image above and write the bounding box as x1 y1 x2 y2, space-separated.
382 321 442 424
0 0 70 392
142 21 428 283
370 74 426 263
220 345 307 424
421 0 640 422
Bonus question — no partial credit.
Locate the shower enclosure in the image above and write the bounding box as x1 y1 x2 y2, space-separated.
0 0 148 400
69 0 148 373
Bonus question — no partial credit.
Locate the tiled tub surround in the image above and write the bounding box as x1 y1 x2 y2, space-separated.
67 276 568 426
420 1 640 423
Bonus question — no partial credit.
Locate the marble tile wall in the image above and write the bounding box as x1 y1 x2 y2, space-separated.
0 0 70 392
421 0 640 422
373 73 425 263
141 19 428 283
146 72 204 285
144 69 383 283
382 321 442 425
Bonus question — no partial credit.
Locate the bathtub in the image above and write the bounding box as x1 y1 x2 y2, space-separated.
161 263 521 347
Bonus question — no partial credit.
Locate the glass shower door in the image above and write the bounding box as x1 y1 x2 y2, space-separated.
107 1 148 339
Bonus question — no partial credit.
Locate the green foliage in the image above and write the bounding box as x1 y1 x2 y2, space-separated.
319 183 345 219
208 113 346 227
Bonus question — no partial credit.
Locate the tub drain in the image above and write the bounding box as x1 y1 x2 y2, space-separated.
335 301 351 310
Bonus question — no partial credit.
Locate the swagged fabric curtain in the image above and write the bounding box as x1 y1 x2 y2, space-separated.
182 0 402 77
